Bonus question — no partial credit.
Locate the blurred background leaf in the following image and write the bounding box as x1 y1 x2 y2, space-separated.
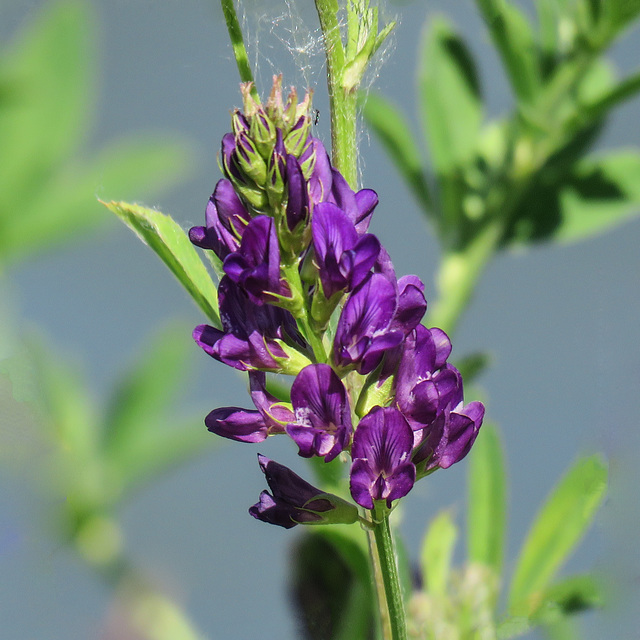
0 0 192 268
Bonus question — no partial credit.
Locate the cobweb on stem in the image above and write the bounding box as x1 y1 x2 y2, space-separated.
235 0 398 181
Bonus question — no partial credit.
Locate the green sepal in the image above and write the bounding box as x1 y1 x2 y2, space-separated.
284 120 311 157
354 365 394 418
310 280 344 329
296 493 359 527
235 135 268 186
508 454 608 613
271 340 313 376
249 110 277 160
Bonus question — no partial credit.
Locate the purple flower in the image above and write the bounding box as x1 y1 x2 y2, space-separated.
189 179 251 260
205 372 294 443
312 202 381 299
250 455 359 528
223 215 289 305
193 276 304 372
333 273 404 374
412 368 485 473
350 407 416 509
286 364 352 462
395 324 458 429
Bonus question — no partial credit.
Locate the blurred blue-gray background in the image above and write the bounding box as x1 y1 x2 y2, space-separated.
1 0 638 638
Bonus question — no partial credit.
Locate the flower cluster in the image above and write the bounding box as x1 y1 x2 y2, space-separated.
191 78 484 528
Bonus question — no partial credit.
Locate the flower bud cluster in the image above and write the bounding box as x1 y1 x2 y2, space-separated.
191 79 484 528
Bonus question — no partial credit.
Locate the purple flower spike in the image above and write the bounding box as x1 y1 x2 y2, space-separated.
333 273 404 374
223 215 288 305
205 372 294 443
312 202 380 299
250 455 359 529
350 407 416 509
286 364 352 462
189 179 251 260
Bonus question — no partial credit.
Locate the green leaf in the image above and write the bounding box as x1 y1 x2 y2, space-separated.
508 455 607 612
420 510 458 597
601 0 640 39
553 151 640 242
0 136 191 264
418 17 483 174
361 92 431 211
467 423 507 574
475 0 541 103
505 148 640 245
454 351 491 385
532 574 603 622
103 323 192 455
103 201 220 326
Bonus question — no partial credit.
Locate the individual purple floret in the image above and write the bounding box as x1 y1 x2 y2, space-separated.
188 179 251 261
412 367 485 474
286 363 352 462
250 455 359 528
395 324 458 429
350 406 416 510
333 273 404 375
311 202 381 299
223 215 290 305
205 372 294 443
193 276 306 373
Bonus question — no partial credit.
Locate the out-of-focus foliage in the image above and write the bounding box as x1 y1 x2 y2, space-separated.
0 0 191 268
363 0 640 332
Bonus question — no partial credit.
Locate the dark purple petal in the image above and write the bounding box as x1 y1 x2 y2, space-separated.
286 364 352 461
350 407 416 509
223 215 287 304
249 455 334 529
391 275 427 335
312 202 380 299
197 277 303 372
249 371 294 429
334 273 400 373
353 189 378 233
189 179 251 260
205 406 268 443
307 138 332 204
285 155 309 231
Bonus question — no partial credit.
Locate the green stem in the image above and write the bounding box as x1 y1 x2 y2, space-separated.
314 0 359 188
220 0 259 99
428 221 503 336
371 511 407 640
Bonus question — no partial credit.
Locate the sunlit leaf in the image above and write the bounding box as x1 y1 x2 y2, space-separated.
467 423 507 576
361 92 431 211
418 17 482 174
103 201 220 326
420 510 458 597
508 455 607 612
